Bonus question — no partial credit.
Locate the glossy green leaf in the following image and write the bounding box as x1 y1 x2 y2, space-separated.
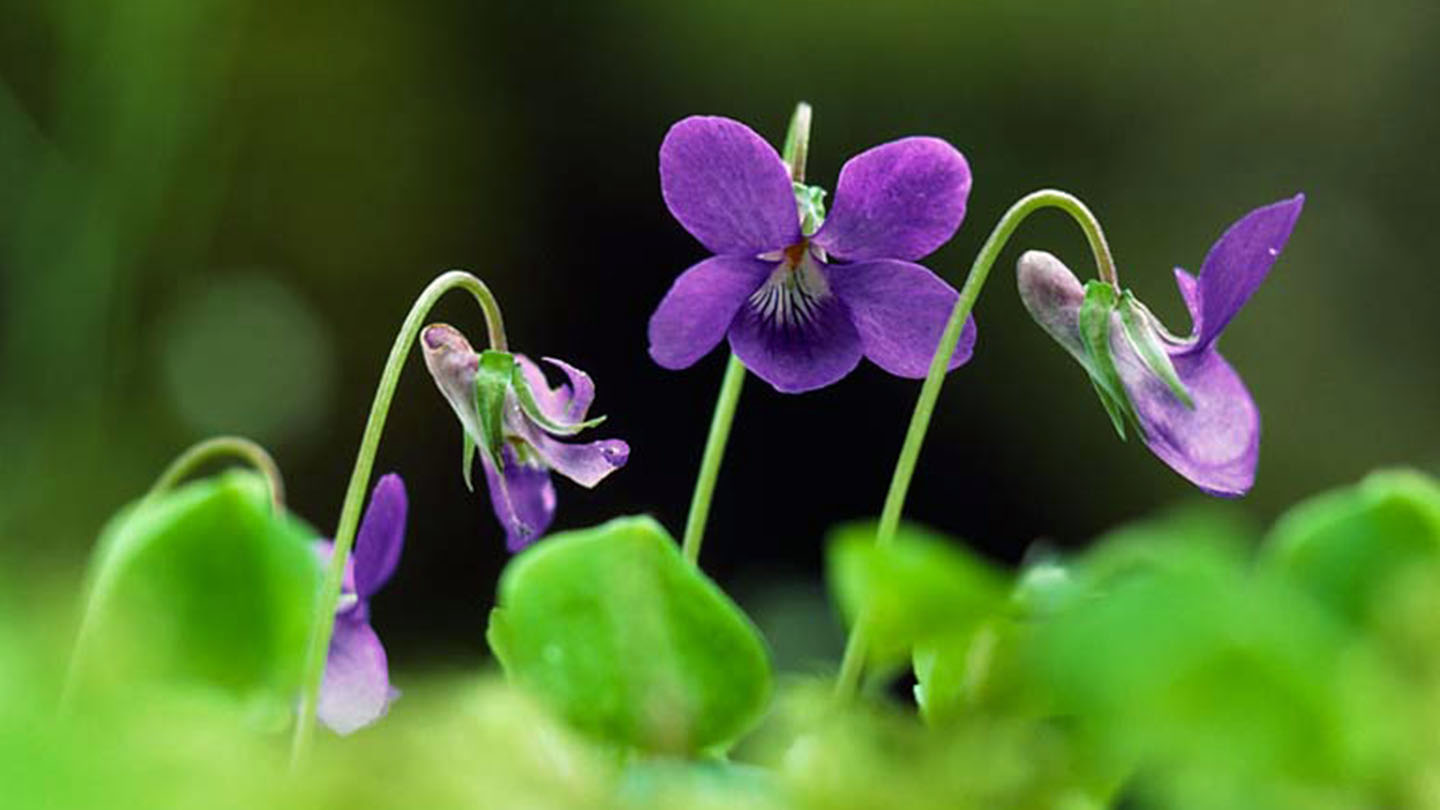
77 470 321 700
473 349 515 468
826 521 1007 668
1119 290 1193 408
487 516 771 754
1262 469 1440 625
1077 280 1136 440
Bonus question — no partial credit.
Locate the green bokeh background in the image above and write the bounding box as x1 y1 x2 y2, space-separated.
1 0 1437 664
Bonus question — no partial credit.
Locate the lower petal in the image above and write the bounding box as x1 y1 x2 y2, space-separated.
515 417 630 490
828 259 975 378
727 286 863 393
1120 345 1259 497
648 256 769 370
483 446 558 551
317 614 394 735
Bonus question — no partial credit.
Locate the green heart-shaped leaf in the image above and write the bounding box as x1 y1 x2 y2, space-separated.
487 516 771 754
76 470 321 701
1262 469 1440 625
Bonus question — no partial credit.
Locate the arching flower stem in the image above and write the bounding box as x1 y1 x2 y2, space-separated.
834 190 1117 698
290 270 507 766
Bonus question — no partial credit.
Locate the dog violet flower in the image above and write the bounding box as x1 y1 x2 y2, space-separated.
1017 195 1304 496
421 323 629 550
315 473 406 734
649 115 977 393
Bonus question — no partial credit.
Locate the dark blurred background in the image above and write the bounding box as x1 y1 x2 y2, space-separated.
2 0 1437 670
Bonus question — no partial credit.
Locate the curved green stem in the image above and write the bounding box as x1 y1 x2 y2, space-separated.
147 435 285 511
290 269 506 766
680 101 812 567
834 190 1116 698
61 434 287 709
681 353 747 564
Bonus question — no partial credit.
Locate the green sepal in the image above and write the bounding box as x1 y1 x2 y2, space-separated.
509 364 606 437
1077 281 1137 440
461 431 477 492
474 350 516 469
793 182 828 236
488 516 772 755
1119 290 1194 408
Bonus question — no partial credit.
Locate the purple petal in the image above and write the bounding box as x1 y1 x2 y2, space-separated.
516 354 597 427
352 474 406 600
1016 250 1087 362
649 255 770 370
1189 194 1304 352
1174 267 1202 325
420 323 483 441
1118 344 1260 497
660 116 801 255
317 614 394 735
812 137 971 262
482 445 557 552
727 285 864 393
827 259 975 378
512 413 630 489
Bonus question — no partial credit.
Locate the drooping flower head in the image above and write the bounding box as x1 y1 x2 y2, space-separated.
315 472 406 734
421 323 629 550
1017 195 1305 496
649 115 978 393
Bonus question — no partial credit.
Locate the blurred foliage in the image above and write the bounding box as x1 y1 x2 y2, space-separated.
490 515 772 755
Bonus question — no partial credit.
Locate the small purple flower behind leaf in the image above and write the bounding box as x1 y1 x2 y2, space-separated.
1017 195 1304 496
314 473 406 735
421 323 629 551
649 115 978 393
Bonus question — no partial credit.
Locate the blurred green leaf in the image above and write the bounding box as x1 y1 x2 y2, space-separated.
826 521 1007 669
76 470 321 702
1262 469 1440 626
487 516 772 755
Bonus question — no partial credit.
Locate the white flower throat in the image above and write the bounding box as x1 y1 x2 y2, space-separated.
751 243 830 328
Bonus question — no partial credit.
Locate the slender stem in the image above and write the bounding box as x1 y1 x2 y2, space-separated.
147 435 285 510
61 435 286 709
835 190 1116 697
290 270 506 766
679 102 812 567
681 353 747 564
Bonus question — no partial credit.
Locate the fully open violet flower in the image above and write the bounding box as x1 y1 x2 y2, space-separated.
1017 194 1304 496
314 473 406 734
648 115 978 393
421 323 629 550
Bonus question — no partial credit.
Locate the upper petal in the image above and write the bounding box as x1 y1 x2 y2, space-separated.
516 354 596 427
420 323 483 441
317 614 394 735
659 116 801 255
352 473 407 600
812 137 971 262
1120 343 1260 497
727 279 864 393
1189 194 1304 351
648 255 769 370
482 445 558 552
827 259 974 378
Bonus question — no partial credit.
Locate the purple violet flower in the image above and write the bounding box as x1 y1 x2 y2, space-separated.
314 473 406 735
1017 194 1305 496
648 115 978 393
421 323 629 550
